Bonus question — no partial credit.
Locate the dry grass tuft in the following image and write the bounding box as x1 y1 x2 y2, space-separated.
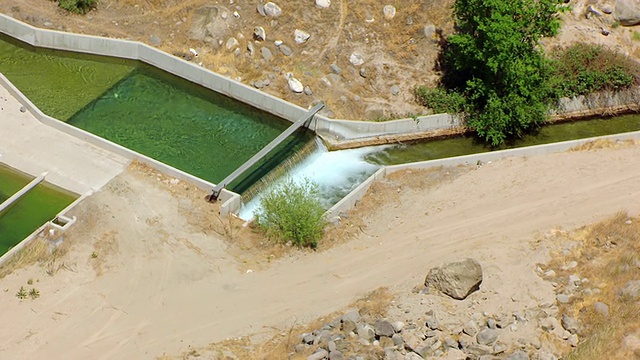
544 211 640 359
570 139 637 152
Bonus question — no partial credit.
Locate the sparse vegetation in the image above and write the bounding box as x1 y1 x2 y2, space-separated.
15 286 27 300
56 0 96 14
254 178 326 249
414 87 466 114
545 212 640 359
28 288 40 300
549 43 640 98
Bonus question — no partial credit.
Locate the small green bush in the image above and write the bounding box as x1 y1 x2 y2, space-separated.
58 0 97 14
549 43 640 97
414 86 467 114
254 178 326 249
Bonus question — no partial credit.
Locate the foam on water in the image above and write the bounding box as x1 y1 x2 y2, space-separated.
238 140 385 220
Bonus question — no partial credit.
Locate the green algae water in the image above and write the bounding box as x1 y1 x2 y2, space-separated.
0 34 310 190
67 64 311 187
0 33 135 121
0 164 77 255
367 114 640 165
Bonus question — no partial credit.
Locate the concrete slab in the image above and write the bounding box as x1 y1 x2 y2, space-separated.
0 83 129 194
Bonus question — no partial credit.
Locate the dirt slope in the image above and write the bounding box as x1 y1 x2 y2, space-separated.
1 143 640 358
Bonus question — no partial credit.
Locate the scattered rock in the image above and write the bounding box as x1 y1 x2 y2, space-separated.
349 53 365 66
254 26 266 41
226 37 239 50
602 4 613 14
294 29 311 44
619 280 640 299
316 0 331 8
567 333 579 347
149 34 162 46
383 5 396 21
426 316 439 330
540 317 557 332
391 333 403 346
279 44 293 56
356 323 376 342
308 349 329 360
561 314 580 334
391 321 404 332
493 342 508 354
256 2 266 16
615 0 640 26
263 2 282 17
359 67 368 78
424 23 436 38
506 350 529 360
342 309 361 323
374 319 395 337
556 294 570 304
261 47 272 61
304 86 313 96
477 329 500 346
329 350 343 360
594 301 609 317
463 320 480 336
189 5 229 41
425 258 483 300
19 105 26 113
330 64 341 74
391 85 400 95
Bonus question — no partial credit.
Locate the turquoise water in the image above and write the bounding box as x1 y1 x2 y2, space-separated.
0 165 77 254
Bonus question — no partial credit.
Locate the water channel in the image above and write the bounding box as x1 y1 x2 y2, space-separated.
2 32 640 224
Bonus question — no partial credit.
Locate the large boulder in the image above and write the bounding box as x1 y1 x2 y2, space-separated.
425 258 483 300
615 0 640 26
189 5 231 42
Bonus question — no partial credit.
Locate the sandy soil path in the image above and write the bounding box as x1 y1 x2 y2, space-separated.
1 143 640 359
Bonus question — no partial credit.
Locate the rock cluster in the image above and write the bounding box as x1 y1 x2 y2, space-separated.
293 259 593 359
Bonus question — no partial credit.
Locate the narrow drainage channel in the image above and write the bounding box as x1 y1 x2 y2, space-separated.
0 164 77 255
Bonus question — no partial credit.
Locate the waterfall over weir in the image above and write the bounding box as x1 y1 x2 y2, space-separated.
238 138 384 220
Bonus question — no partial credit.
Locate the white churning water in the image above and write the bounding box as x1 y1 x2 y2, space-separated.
238 139 385 220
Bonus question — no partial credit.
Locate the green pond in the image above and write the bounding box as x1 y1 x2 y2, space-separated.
0 33 310 190
0 164 77 254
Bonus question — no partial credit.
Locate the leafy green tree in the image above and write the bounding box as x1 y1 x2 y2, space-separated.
58 0 97 14
443 0 565 145
254 178 326 249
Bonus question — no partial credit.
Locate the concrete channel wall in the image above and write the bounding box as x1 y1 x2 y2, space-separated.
325 130 640 219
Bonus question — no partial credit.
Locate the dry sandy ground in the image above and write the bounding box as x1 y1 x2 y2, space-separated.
0 143 640 358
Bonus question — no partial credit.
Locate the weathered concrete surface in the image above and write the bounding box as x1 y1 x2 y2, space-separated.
0 82 129 194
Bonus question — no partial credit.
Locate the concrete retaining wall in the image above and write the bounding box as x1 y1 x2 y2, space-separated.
325 130 640 219
313 113 462 141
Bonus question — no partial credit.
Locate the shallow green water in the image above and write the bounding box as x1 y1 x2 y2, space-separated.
367 114 640 165
67 64 310 186
0 33 135 121
0 165 77 254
